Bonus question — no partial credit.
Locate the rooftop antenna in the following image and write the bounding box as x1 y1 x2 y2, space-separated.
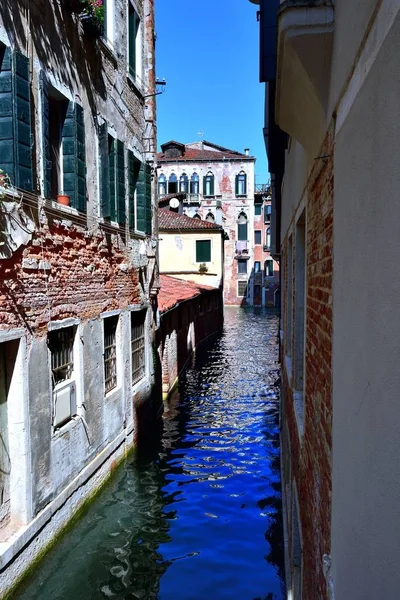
197 129 204 149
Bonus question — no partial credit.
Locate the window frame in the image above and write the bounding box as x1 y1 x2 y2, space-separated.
204 171 215 197
127 1 142 84
103 315 119 395
195 239 212 263
254 203 262 217
254 230 262 245
237 259 247 274
237 280 248 297
236 171 247 196
131 309 147 386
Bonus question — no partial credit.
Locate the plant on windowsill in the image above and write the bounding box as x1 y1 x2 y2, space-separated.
78 0 104 38
0 170 11 200
56 193 70 206
198 263 208 274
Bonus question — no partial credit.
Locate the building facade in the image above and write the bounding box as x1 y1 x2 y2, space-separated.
0 0 158 593
252 0 400 599
157 140 279 306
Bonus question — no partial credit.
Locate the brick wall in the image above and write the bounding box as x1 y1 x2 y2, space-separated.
281 130 334 600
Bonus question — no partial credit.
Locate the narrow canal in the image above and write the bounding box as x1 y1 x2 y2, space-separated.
14 307 285 600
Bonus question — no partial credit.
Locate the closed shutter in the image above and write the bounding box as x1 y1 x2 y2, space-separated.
116 139 125 225
108 137 116 221
196 240 211 263
0 48 33 191
128 6 138 77
136 160 145 233
145 162 152 235
128 150 136 229
209 176 214 196
98 121 110 217
203 175 207 196
62 102 86 212
39 70 51 197
235 175 239 195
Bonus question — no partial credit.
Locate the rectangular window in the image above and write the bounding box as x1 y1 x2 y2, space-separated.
265 259 274 277
196 239 211 263
104 316 118 394
238 281 248 297
128 2 141 81
254 230 262 245
238 259 247 274
48 94 69 199
131 310 146 385
264 204 271 223
48 327 77 428
104 0 114 46
254 203 262 216
254 261 261 273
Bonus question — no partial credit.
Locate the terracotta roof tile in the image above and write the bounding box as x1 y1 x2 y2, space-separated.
157 141 254 163
158 274 215 313
158 208 222 231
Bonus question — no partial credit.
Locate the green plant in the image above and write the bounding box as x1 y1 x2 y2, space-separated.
0 169 11 199
198 262 208 273
79 0 104 25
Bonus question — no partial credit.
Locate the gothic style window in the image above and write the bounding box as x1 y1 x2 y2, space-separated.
203 171 215 196
205 212 215 223
235 171 247 196
237 212 248 241
158 174 166 196
179 173 188 193
190 172 199 194
168 173 178 194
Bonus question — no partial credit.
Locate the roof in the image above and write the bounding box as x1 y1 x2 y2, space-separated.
158 274 215 313
158 208 223 231
157 140 255 163
158 191 187 208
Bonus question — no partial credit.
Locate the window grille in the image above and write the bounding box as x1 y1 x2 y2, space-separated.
104 316 118 393
238 281 248 297
48 327 75 385
131 310 146 385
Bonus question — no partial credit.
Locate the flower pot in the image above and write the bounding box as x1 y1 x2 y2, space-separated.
80 13 103 39
57 194 70 206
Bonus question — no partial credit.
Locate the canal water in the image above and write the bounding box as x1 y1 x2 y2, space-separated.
14 307 285 600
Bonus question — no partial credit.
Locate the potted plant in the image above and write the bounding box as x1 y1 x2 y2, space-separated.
198 263 208 274
79 0 105 38
57 192 70 206
0 169 11 199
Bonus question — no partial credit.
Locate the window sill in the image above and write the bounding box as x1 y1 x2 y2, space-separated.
127 73 144 99
99 38 118 65
236 194 247 198
105 386 121 401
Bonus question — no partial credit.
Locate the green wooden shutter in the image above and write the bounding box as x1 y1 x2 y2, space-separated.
235 175 239 196
39 71 51 197
62 102 86 212
128 150 137 229
136 161 145 233
196 240 211 263
203 175 207 196
12 52 33 190
0 47 14 183
210 175 214 196
145 162 152 235
243 174 247 195
109 137 116 221
116 139 125 225
98 122 110 217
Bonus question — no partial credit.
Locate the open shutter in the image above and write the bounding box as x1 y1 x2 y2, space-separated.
145 162 152 235
116 139 126 225
128 7 137 77
39 70 51 197
210 175 214 196
0 47 14 183
128 150 137 229
203 175 207 196
62 102 86 212
108 137 116 221
136 161 145 233
12 52 32 191
235 175 239 196
98 121 110 217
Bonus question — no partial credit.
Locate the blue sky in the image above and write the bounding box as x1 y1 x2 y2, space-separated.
154 0 270 185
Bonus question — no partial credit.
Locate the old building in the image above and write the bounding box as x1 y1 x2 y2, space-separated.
157 140 279 306
251 0 400 599
0 0 158 593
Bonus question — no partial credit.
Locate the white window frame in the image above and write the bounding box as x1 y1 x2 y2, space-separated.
195 238 212 264
127 0 142 86
105 0 115 47
101 310 122 396
130 307 147 387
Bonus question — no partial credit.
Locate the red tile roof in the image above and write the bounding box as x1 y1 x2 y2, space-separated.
158 274 215 313
158 192 187 207
157 140 254 163
158 208 222 231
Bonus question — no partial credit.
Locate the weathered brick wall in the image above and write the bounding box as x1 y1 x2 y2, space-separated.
281 130 334 600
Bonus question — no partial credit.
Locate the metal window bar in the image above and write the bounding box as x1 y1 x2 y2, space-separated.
131 313 145 384
49 327 74 385
104 317 117 393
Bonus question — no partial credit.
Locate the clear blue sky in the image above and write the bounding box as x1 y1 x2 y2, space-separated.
154 0 270 185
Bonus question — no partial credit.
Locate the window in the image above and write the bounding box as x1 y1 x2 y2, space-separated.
179 173 188 192
264 204 271 223
254 230 262 245
205 212 215 223
168 173 178 194
104 316 118 393
203 171 215 196
0 46 33 191
190 172 199 194
40 73 86 211
196 239 211 263
158 174 166 196
254 261 261 273
238 259 247 274
265 227 271 249
48 326 77 428
237 281 248 297
265 258 274 277
235 171 247 196
107 135 125 224
193 213 201 220
254 203 262 216
131 310 146 385
128 2 141 80
237 212 248 241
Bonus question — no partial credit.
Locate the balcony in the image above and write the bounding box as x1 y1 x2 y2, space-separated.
235 241 250 259
263 244 271 252
276 0 334 153
184 193 201 205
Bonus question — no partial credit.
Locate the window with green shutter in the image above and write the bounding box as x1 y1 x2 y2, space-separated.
136 160 146 233
99 121 110 218
254 202 262 216
128 3 140 79
0 46 33 191
145 162 152 235
128 150 140 229
235 171 247 196
99 133 125 223
203 171 214 196
116 139 126 225
196 239 211 263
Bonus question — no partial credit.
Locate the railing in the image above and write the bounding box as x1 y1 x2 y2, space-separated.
254 183 271 194
185 193 201 204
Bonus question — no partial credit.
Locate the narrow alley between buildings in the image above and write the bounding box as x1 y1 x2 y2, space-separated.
12 308 285 600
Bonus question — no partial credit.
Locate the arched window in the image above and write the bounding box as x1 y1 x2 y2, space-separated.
190 172 199 194
237 212 248 241
203 171 215 196
179 173 188 193
168 173 178 194
266 227 271 249
158 174 166 196
205 212 215 223
193 213 201 220
235 171 247 196
265 259 274 277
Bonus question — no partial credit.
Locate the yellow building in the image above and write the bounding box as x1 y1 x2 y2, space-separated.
158 208 225 289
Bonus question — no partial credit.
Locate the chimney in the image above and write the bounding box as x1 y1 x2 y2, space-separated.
244 148 250 156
